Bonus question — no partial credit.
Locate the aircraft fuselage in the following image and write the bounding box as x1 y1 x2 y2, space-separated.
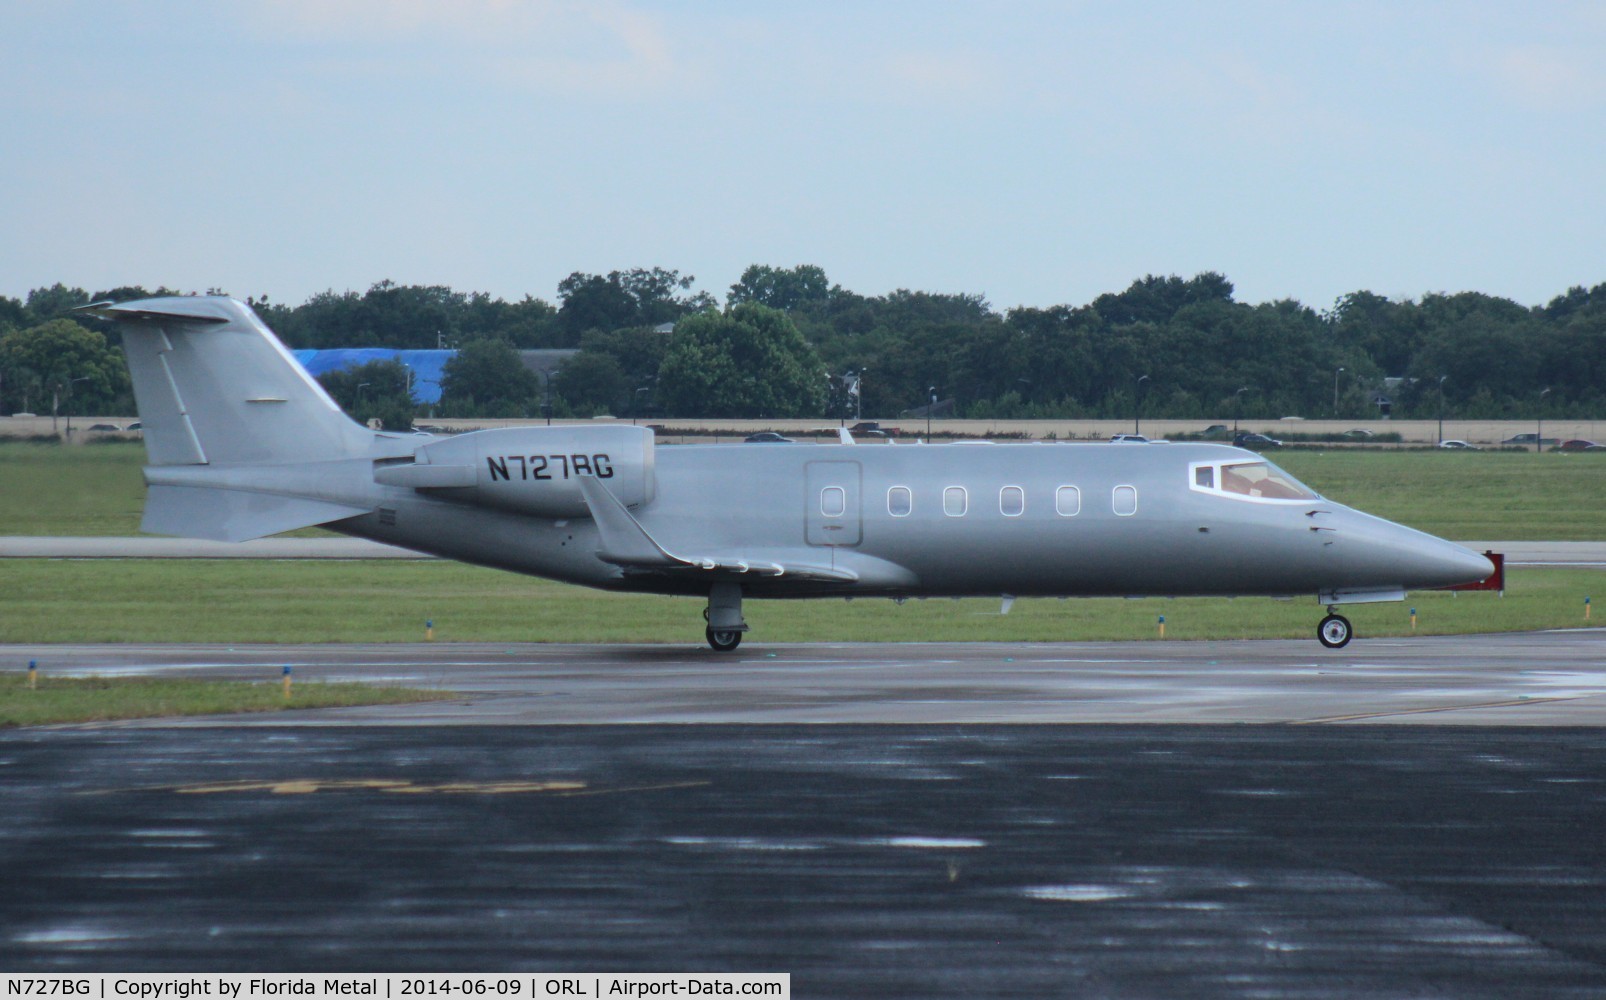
337 440 1489 604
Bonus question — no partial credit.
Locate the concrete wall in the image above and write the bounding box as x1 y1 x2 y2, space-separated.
4 413 1602 446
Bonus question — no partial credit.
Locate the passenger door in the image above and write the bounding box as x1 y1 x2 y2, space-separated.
805 461 862 547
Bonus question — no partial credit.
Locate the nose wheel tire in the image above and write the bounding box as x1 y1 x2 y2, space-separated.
1318 614 1353 649
706 628 743 652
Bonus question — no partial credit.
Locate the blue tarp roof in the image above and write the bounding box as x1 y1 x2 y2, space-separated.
292 349 453 403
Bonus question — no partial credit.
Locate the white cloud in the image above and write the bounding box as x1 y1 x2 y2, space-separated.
1493 44 1605 112
877 49 1000 105
248 0 688 98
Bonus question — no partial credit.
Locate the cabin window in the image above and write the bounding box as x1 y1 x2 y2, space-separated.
1113 485 1138 516
1000 485 1024 517
1055 485 1081 517
821 486 846 518
943 486 968 517
1194 466 1214 489
888 486 912 517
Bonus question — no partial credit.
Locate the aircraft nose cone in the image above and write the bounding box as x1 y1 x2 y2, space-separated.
1338 509 1496 590
1447 545 1496 585
1412 539 1495 589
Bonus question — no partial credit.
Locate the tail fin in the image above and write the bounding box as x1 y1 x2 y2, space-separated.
85 296 372 466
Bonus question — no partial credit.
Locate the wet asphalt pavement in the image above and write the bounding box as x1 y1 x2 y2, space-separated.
5 724 1606 997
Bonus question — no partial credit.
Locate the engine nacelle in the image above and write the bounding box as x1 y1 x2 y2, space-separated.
383 425 656 518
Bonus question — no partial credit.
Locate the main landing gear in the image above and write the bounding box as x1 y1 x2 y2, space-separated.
1317 610 1353 649
704 582 748 652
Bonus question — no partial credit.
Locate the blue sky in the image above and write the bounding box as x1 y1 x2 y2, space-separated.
3 1 1603 312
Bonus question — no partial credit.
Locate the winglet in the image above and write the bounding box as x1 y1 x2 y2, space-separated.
576 475 682 567
837 428 855 445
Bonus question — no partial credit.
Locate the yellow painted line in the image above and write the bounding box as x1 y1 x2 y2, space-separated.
376 781 589 796
1293 696 1578 724
557 780 711 797
82 778 710 797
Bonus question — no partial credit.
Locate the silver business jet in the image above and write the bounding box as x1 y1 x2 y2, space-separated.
86 297 1492 650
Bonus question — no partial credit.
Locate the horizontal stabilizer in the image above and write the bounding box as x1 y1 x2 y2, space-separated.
77 301 230 325
142 485 370 543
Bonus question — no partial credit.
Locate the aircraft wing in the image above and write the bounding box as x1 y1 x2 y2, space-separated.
576 475 858 584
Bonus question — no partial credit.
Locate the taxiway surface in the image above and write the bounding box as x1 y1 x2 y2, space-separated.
9 631 1606 725
5 634 1606 995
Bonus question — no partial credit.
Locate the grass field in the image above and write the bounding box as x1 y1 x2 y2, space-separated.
1274 450 1606 541
1 441 149 535
1 557 1597 645
0 674 452 727
1 440 1601 540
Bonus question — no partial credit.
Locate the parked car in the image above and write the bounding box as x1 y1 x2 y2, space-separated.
86 423 122 432
1234 432 1282 448
1437 440 1478 450
743 431 796 443
1558 439 1603 451
1108 434 1150 443
125 421 141 431
1500 433 1558 446
849 421 890 438
1200 424 1230 439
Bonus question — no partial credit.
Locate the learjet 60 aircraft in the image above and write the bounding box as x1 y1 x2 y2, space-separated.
87 297 1493 650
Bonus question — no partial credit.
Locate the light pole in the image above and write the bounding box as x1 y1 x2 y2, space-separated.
1135 374 1150 436
852 369 868 423
927 386 937 441
542 369 559 426
1333 367 1345 418
1537 387 1551 453
1436 375 1447 445
633 385 652 425
355 382 371 420
1234 386 1249 441
63 376 91 437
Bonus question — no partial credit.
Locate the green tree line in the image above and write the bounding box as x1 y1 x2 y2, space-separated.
3 268 1604 423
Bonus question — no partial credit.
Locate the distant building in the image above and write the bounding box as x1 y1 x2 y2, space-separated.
293 348 579 404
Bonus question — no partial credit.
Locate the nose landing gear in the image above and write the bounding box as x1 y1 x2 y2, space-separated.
1318 611 1353 649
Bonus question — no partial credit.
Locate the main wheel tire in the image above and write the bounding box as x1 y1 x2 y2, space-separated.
706 628 742 652
1318 613 1353 649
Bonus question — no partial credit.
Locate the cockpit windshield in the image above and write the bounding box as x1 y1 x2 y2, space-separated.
1221 461 1315 499
1191 459 1317 502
